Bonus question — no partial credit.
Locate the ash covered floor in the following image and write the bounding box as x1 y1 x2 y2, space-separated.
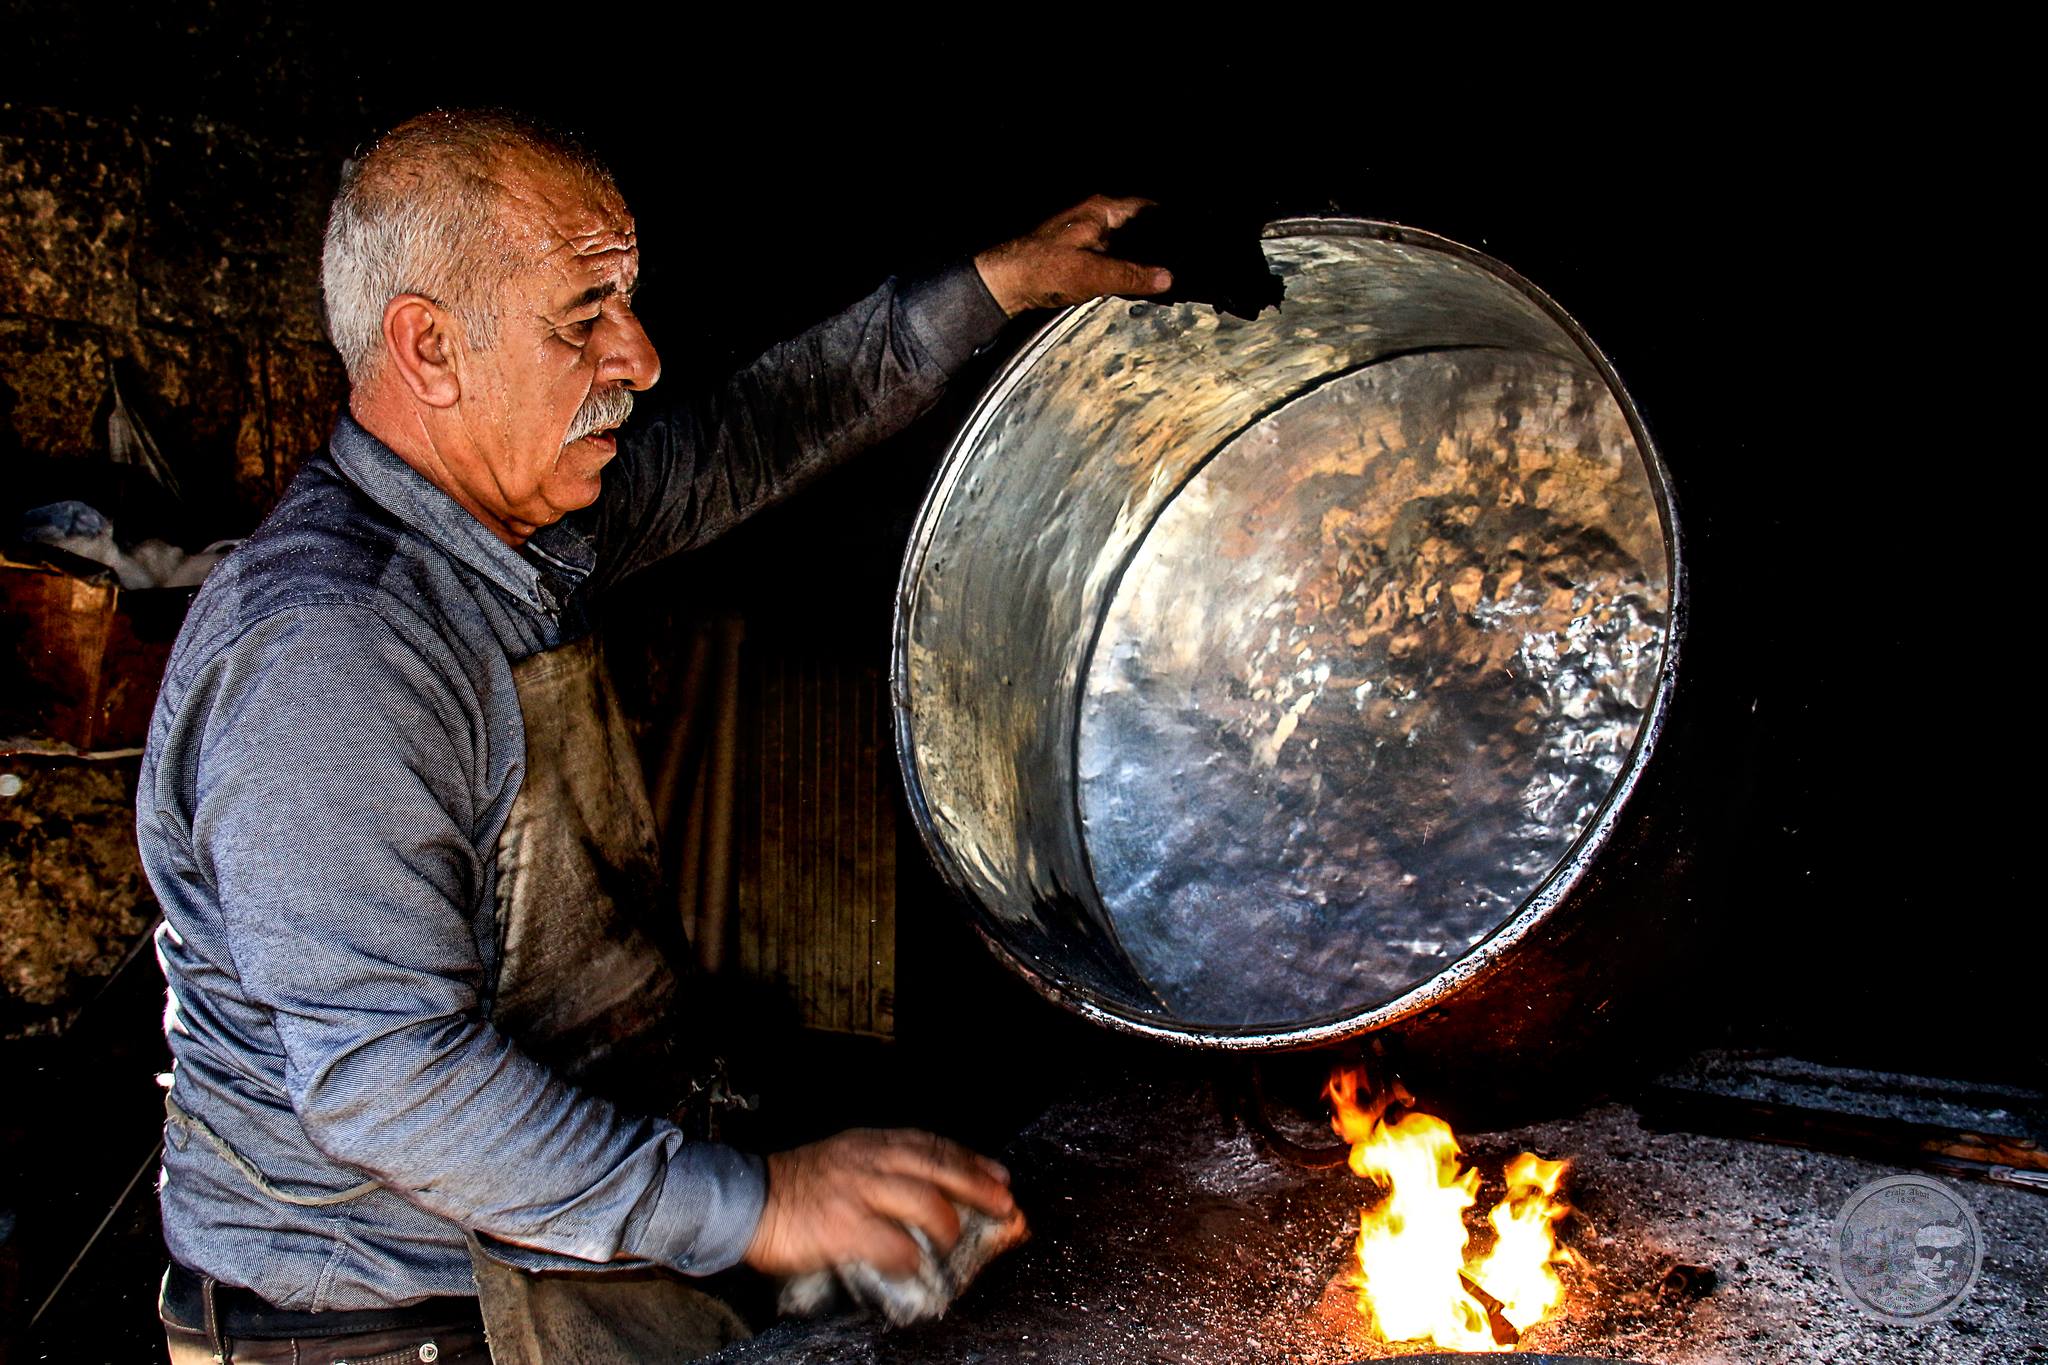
709 1054 2048 1365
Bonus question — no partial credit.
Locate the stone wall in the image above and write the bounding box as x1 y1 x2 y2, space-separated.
0 761 153 1037
2 101 350 1033
0 101 347 532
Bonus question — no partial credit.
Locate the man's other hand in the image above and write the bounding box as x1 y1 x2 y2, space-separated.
743 1128 1016 1277
974 195 1173 316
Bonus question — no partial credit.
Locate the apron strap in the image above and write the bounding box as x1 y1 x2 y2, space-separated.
165 1091 380 1208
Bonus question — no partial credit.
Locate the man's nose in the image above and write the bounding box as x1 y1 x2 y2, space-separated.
601 311 661 392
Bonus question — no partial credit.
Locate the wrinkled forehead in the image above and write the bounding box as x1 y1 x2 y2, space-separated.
485 148 638 283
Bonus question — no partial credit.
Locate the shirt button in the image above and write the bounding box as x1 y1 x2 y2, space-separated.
419 1345 441 1363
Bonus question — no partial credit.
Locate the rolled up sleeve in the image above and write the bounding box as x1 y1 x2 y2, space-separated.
189 604 763 1274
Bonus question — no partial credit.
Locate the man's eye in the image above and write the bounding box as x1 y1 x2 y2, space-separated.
562 316 600 341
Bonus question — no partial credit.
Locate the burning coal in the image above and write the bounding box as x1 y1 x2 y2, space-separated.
1325 1069 1581 1351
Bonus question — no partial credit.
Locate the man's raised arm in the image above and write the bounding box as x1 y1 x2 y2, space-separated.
584 196 1170 585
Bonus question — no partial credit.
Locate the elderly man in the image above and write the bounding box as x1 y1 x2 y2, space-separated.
140 109 1168 1363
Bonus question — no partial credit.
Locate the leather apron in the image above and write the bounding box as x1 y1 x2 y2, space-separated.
468 634 749 1363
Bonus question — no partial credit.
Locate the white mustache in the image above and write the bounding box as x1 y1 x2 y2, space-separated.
565 386 635 444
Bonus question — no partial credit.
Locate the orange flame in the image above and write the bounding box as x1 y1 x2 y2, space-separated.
1325 1069 1580 1351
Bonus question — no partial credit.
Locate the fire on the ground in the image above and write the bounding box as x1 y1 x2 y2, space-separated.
1326 1069 1582 1351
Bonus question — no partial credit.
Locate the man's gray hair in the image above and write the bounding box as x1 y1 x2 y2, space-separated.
321 110 616 386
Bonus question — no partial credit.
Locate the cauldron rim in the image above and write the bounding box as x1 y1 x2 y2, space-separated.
891 216 1688 1051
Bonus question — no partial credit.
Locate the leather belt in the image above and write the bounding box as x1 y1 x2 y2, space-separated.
162 1260 483 1341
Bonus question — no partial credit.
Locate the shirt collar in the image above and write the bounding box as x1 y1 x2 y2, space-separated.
328 413 595 614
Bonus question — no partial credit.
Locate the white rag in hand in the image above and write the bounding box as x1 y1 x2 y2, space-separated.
778 1201 1030 1326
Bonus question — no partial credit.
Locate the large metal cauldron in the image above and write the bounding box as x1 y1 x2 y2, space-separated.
892 219 1686 1062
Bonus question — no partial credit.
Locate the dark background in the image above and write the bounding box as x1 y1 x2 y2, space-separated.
1 6 2034 1354
6 0 2031 1101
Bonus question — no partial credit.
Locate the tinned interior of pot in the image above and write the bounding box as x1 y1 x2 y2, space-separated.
895 224 1672 1039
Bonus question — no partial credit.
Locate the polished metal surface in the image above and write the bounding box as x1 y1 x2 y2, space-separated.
1080 347 1665 1025
893 220 1680 1048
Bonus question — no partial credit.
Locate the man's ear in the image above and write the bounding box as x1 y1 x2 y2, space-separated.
381 294 462 408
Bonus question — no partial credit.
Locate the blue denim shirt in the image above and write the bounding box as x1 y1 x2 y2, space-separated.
138 264 1007 1310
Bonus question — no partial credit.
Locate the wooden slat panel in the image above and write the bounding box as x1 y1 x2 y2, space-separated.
791 651 808 1011
831 665 852 1033
736 647 761 981
733 639 897 1038
851 667 873 1035
761 651 786 996
872 668 897 1034
803 656 822 1028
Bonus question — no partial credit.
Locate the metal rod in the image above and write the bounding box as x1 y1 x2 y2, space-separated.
29 1138 162 1330
1458 1270 1522 1347
1636 1085 2048 1193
